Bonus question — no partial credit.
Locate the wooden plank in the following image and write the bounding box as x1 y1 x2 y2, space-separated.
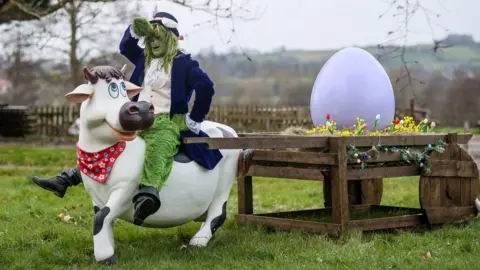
423 206 478 224
424 160 479 178
329 137 350 232
184 136 329 149
256 205 372 218
349 214 424 231
344 134 472 147
246 165 326 180
183 134 473 150
236 214 341 235
348 166 419 180
252 150 337 165
238 176 253 215
238 132 282 137
348 152 404 163
370 205 422 213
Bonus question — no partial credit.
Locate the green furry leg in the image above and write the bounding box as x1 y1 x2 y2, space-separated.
137 114 187 189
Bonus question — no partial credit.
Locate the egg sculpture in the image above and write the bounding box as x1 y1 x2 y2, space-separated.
310 47 395 130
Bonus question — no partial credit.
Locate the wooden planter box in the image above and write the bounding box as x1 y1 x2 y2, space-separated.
184 133 479 236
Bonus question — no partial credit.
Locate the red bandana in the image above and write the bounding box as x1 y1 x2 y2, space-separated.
76 141 126 183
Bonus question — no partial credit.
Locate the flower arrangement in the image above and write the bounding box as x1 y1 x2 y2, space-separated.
345 140 446 173
305 114 436 136
304 113 442 173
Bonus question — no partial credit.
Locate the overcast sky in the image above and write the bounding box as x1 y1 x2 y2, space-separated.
135 0 478 54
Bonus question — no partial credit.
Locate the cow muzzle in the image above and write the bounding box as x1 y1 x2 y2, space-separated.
118 101 155 133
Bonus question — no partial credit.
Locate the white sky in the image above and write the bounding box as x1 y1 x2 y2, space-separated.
133 0 479 54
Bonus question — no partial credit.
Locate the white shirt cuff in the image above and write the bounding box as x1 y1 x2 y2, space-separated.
185 113 201 134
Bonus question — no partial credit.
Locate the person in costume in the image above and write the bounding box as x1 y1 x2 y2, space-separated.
31 10 223 225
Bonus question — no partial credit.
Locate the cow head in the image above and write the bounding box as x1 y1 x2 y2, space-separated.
65 65 154 144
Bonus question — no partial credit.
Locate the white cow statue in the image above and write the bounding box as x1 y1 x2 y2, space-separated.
65 65 242 264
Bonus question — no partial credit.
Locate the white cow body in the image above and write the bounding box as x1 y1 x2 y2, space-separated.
67 66 241 264
80 121 239 228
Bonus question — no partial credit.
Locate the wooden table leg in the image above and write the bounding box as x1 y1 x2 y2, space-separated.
329 137 350 235
238 175 253 214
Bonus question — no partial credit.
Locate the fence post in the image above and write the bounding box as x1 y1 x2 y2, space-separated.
409 98 415 118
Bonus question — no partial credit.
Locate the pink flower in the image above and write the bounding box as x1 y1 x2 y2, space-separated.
326 114 331 120
356 159 361 164
99 175 105 180
83 169 87 173
88 164 93 169
431 121 436 128
109 158 115 162
99 162 105 168
361 123 367 129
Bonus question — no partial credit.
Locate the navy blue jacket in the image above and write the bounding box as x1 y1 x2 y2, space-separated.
119 26 223 170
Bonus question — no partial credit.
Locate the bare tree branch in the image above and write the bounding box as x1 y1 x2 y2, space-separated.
377 0 450 102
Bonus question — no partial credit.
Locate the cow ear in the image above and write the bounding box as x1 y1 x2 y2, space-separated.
65 84 94 103
124 81 143 99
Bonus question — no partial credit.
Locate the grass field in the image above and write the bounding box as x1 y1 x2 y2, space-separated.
1 145 480 269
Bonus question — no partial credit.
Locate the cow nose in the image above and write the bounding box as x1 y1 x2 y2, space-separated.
119 101 155 131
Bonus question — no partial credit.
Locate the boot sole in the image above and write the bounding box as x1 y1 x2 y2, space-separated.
32 178 65 198
133 198 159 226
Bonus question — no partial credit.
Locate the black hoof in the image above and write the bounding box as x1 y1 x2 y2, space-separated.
133 197 159 226
98 255 118 265
32 177 66 198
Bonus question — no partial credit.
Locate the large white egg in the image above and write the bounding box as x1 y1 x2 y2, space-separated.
310 47 395 130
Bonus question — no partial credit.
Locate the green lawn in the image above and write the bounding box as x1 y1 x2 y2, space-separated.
435 127 480 135
1 145 480 269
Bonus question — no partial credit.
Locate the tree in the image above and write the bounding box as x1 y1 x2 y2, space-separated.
377 0 452 100
31 0 130 89
0 0 105 23
2 23 40 105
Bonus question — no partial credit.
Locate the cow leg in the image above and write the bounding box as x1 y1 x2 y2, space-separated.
93 189 131 265
189 150 239 247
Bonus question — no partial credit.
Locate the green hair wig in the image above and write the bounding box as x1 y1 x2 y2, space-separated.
131 17 180 74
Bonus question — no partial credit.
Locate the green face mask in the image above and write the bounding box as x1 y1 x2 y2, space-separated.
131 17 179 73
147 24 170 58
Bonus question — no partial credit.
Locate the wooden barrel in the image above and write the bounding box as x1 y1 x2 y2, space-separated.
419 138 479 224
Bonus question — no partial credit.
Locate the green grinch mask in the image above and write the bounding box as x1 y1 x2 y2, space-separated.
131 17 179 73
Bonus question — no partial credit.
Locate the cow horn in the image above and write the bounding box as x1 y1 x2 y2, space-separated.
83 66 97 84
120 64 127 74
152 4 158 18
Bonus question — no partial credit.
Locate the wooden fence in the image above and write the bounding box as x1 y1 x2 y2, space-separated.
24 105 430 136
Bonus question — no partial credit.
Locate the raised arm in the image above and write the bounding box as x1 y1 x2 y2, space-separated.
119 25 144 64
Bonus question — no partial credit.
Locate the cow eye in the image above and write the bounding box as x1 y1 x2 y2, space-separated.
120 82 127 97
108 83 119 98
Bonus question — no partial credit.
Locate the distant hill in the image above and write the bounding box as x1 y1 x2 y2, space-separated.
199 34 480 78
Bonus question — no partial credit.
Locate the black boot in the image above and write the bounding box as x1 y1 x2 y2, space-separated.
132 185 161 226
32 167 83 198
